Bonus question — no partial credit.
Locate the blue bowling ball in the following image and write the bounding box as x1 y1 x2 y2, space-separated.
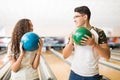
21 32 40 51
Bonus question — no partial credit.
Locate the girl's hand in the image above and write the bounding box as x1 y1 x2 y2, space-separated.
37 38 43 54
19 43 25 56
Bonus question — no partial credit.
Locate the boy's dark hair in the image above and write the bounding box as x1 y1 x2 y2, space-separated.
74 6 91 21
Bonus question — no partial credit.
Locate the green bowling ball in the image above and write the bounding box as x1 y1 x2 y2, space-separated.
72 26 92 45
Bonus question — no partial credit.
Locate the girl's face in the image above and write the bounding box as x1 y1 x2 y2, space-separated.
29 21 33 31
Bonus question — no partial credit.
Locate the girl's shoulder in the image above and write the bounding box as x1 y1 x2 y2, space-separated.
7 42 14 56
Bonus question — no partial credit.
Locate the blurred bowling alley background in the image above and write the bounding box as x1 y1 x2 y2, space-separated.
0 0 120 80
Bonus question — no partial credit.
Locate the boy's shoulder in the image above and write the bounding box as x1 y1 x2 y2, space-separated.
92 26 104 33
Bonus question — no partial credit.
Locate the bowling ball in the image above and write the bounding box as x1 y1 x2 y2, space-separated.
72 26 92 45
21 32 40 51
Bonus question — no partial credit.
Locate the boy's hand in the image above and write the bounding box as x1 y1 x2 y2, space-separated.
80 34 96 46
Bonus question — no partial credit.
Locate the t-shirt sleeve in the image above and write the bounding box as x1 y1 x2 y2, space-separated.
98 30 107 44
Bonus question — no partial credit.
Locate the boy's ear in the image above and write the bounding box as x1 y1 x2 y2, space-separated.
83 14 88 20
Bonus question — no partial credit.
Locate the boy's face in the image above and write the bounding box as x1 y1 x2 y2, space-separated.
73 12 86 28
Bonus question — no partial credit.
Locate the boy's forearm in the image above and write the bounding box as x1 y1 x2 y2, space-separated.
63 43 74 59
94 43 110 59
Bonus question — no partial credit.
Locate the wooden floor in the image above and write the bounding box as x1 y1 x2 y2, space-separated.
43 50 120 80
0 53 6 68
43 51 70 80
1 49 120 80
99 64 120 80
109 59 120 65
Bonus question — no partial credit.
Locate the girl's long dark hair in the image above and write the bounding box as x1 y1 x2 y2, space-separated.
11 19 31 59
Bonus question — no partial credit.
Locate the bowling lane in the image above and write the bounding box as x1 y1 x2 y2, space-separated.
111 49 120 53
0 55 5 68
111 50 120 56
108 51 120 66
108 59 120 66
51 49 120 80
56 50 62 53
0 50 7 55
0 52 8 69
99 64 120 80
111 54 120 61
42 51 70 80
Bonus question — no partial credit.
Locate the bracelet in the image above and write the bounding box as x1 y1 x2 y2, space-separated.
72 43 74 46
70 42 74 46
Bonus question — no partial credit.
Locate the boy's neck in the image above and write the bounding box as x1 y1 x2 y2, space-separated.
83 22 92 30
